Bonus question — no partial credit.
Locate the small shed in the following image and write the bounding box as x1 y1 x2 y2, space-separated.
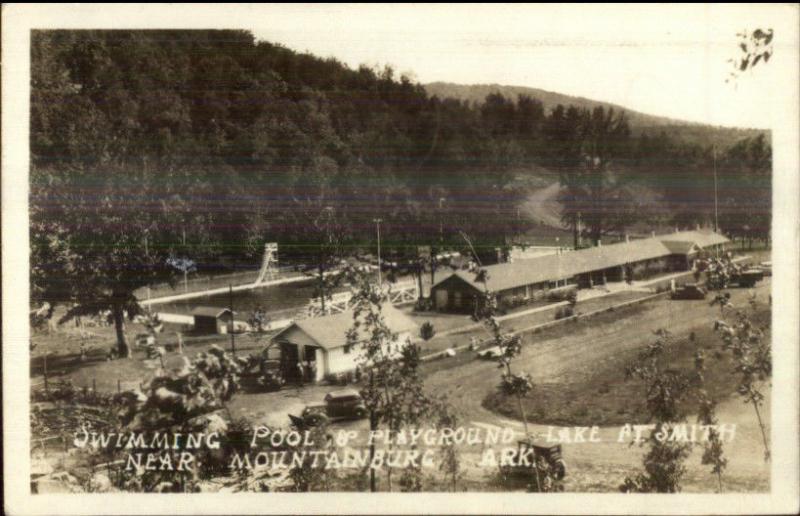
191 307 234 334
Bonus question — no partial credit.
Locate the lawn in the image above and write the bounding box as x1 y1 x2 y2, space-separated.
482 306 770 427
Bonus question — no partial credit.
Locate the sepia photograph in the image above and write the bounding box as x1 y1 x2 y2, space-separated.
3 3 799 515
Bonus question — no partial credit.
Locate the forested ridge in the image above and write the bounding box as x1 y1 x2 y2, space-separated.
31 29 770 307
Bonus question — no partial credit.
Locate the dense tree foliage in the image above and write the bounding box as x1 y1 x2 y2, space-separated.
31 30 771 346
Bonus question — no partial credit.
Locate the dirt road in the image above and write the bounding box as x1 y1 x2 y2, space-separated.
521 181 563 228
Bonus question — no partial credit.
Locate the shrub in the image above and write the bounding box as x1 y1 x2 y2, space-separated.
413 297 433 312
547 286 578 303
566 289 578 307
420 322 436 341
554 306 574 320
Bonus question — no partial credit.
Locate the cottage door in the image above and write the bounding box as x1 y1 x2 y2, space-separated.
435 290 448 310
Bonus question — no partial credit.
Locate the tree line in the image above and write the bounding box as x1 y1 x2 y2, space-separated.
30 30 770 353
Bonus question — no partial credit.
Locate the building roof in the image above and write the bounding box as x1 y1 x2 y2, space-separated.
660 240 700 255
272 303 417 350
659 229 729 248
191 307 234 318
433 230 729 294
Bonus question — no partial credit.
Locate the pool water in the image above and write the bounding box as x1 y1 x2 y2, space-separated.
158 278 322 319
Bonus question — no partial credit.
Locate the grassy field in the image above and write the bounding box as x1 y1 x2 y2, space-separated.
483 307 770 426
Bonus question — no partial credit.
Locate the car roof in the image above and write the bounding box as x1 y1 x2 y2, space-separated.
325 388 361 399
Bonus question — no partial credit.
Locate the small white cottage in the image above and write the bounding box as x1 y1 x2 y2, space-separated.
270 304 417 383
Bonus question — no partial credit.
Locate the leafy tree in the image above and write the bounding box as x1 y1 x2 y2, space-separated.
713 309 771 461
621 330 695 493
345 268 434 492
718 134 772 246
31 162 188 357
287 418 333 492
728 28 774 82
432 397 462 491
547 105 585 248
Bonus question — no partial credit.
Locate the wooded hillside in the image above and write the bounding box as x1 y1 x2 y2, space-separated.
31 30 770 297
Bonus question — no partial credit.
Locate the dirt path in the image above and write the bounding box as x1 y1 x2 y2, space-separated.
521 181 563 228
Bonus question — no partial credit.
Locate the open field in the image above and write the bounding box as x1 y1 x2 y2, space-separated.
484 306 770 426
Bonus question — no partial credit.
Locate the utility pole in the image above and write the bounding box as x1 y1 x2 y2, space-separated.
373 218 383 287
319 206 334 313
439 197 445 246
229 284 236 356
713 145 719 233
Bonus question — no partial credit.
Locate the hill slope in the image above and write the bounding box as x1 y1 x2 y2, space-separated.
425 82 766 148
425 82 686 128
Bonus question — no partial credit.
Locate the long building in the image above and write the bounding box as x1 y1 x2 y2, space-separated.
430 229 729 313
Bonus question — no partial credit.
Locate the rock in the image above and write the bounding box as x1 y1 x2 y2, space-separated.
34 472 80 493
89 472 113 492
164 355 192 377
153 481 173 493
187 411 228 434
30 457 54 477
33 478 72 494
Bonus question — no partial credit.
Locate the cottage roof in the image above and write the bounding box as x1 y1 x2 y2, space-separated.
272 303 417 350
191 307 234 318
434 230 729 293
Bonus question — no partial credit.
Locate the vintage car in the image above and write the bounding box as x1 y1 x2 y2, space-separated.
297 389 367 426
498 438 566 490
476 346 504 360
670 283 708 300
241 355 285 392
732 268 764 288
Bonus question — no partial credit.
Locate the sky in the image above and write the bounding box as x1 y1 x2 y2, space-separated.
249 4 797 129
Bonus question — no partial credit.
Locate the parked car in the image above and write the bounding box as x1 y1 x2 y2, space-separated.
476 346 503 360
498 438 566 489
670 283 707 300
298 389 367 426
241 356 285 392
732 268 764 288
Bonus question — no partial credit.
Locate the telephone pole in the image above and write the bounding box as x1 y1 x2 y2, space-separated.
229 284 236 356
373 218 383 287
713 145 719 233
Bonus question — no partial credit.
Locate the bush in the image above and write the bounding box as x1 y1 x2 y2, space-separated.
547 286 578 303
566 289 578 307
420 322 436 341
554 306 574 320
413 297 433 312
499 294 529 312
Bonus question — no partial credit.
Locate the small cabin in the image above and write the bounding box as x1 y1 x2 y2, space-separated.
191 307 234 334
